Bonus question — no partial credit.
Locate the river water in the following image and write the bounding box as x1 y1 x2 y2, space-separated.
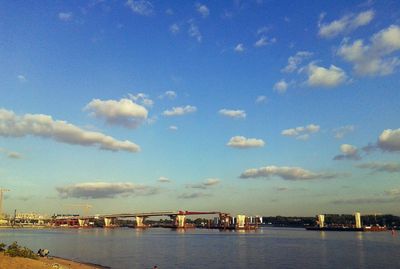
0 227 399 268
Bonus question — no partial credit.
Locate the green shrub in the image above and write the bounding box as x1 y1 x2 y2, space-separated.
0 242 6 252
5 241 37 259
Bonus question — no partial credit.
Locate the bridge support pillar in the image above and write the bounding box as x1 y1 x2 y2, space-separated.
78 219 87 227
177 215 186 228
135 216 147 228
104 217 115 227
236 215 246 229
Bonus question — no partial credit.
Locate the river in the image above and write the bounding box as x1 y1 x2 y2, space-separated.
0 227 399 268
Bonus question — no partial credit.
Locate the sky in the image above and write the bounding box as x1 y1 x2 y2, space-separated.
0 0 400 217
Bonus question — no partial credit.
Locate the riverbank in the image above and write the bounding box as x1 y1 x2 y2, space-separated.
0 255 108 269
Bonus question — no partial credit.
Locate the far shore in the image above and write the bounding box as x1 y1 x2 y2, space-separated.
0 255 109 269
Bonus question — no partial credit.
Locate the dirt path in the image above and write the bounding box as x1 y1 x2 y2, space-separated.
0 255 108 269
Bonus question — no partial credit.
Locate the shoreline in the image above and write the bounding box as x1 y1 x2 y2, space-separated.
0 255 110 269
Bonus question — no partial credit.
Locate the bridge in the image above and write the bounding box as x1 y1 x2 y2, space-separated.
52 210 260 230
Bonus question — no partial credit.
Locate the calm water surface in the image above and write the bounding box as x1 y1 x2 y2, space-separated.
0 227 399 268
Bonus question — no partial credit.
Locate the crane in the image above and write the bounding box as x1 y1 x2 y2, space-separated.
0 188 10 217
65 204 93 216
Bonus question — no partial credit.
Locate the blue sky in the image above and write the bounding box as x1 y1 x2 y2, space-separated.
0 0 400 216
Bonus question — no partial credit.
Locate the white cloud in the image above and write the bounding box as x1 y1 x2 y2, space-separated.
227 136 265 148
187 178 221 189
306 63 347 87
169 23 180 34
188 20 202 42
357 162 400 173
169 125 178 131
254 36 275 47
17 75 27 82
57 182 158 199
281 124 320 140
178 192 211 199
160 90 177 99
196 3 209 18
273 79 289 93
163 105 197 116
128 93 154 107
257 26 270 35
282 51 313 73
219 109 246 119
125 0 154 16
7 152 22 159
58 12 73 21
338 25 400 76
240 165 339 180
85 98 148 129
385 188 400 196
378 128 400 152
318 10 374 38
158 176 171 183
255 95 267 104
334 125 355 139
234 43 245 52
0 108 140 153
0 148 23 159
165 8 174 15
333 144 361 160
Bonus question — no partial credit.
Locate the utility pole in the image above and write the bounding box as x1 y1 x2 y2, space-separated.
0 188 10 217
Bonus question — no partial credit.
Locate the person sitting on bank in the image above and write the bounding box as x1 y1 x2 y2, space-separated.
37 248 50 258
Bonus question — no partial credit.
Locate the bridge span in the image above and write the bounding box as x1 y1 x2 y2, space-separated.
52 210 259 230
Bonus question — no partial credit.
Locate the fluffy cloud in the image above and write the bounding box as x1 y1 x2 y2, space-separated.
333 144 361 161
0 148 22 159
0 108 140 153
163 105 197 116
254 36 275 48
160 90 177 99
282 51 313 73
57 182 159 199
227 136 265 148
186 178 220 189
338 25 400 76
196 3 209 18
305 63 347 87
240 165 339 180
178 192 211 199
169 125 178 131
128 93 154 107
255 95 267 104
17 75 27 82
7 152 22 159
169 23 180 34
58 12 73 21
234 43 245 52
385 188 400 196
219 109 246 119
273 79 289 93
332 197 400 204
333 125 355 139
188 20 202 42
281 124 320 140
158 176 171 183
125 0 154 16
85 98 148 128
378 128 400 152
357 162 400 173
318 10 374 38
